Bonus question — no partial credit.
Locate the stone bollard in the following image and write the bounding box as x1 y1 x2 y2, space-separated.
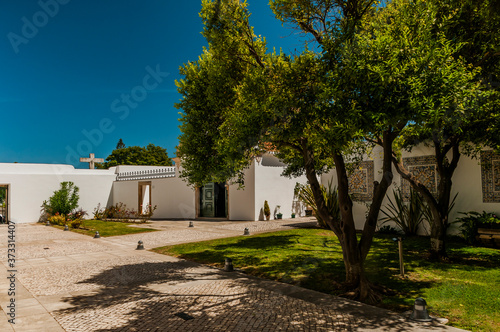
64 225 69 231
224 258 234 272
410 298 432 322
243 228 250 236
136 240 145 250
94 231 100 239
188 221 194 228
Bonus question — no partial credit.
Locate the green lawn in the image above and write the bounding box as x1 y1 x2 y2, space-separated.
53 220 157 237
153 228 500 332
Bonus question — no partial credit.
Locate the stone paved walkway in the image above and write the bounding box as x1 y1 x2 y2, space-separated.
0 219 467 331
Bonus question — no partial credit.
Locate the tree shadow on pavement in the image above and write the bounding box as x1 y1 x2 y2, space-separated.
51 257 458 332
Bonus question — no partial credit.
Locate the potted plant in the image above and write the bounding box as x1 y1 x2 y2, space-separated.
291 212 295 218
276 205 283 219
264 200 270 221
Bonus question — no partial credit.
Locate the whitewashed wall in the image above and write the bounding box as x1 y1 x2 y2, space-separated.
320 145 500 233
112 167 196 219
0 163 115 223
253 154 309 220
228 162 256 220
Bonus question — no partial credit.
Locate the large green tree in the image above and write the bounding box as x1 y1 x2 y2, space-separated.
99 143 173 168
261 0 484 292
176 0 396 302
274 0 498 261
383 0 500 259
176 0 492 301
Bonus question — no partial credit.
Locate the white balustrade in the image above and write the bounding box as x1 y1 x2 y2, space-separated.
116 167 176 181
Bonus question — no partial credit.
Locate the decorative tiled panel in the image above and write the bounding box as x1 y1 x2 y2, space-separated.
402 156 439 199
493 160 500 192
348 161 374 201
480 150 500 202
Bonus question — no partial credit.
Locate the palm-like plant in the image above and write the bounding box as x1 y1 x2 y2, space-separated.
294 180 340 229
380 188 424 236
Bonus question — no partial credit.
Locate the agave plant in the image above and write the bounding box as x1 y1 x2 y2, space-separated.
294 180 340 229
380 187 425 236
421 192 458 231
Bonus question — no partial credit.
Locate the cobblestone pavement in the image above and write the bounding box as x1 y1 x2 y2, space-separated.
0 220 467 331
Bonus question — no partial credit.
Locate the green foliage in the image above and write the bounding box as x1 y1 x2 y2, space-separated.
457 211 500 244
92 202 157 223
105 202 133 221
47 213 66 226
175 0 498 292
68 218 83 229
175 0 268 186
116 138 125 149
140 204 158 222
421 192 458 228
428 0 500 77
93 203 105 220
263 200 271 218
99 143 172 168
0 187 6 204
294 181 340 229
68 208 87 220
382 0 500 254
377 225 402 235
45 182 80 216
380 188 425 236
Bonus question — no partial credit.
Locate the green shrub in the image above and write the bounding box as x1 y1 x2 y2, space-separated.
47 214 66 226
39 202 50 223
68 219 83 229
457 211 500 244
45 182 80 215
138 204 157 223
380 188 424 236
421 193 458 230
93 202 150 223
93 203 105 220
377 225 402 235
294 181 340 229
68 208 87 220
264 201 271 218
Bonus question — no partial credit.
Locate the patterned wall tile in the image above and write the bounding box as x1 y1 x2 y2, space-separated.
348 161 374 201
402 156 439 199
480 150 500 202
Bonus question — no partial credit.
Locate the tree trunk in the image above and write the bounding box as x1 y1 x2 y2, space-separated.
391 139 460 260
300 143 376 301
331 153 364 282
360 130 395 260
429 142 459 259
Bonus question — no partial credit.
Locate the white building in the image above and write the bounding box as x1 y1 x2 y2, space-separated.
0 153 308 224
2 146 500 233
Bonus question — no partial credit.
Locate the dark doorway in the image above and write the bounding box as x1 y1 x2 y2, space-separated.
200 182 226 218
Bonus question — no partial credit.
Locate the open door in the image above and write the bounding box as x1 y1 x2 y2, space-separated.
201 183 215 217
138 181 151 215
200 182 226 218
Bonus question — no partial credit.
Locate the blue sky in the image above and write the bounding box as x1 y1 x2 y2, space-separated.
0 0 305 168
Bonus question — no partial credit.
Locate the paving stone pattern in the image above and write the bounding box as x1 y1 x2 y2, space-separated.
54 280 354 332
0 220 467 331
213 220 317 233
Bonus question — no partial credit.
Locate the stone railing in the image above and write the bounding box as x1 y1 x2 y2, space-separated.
116 167 176 181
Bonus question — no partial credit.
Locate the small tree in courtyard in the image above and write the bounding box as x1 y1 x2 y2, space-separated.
43 181 80 216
